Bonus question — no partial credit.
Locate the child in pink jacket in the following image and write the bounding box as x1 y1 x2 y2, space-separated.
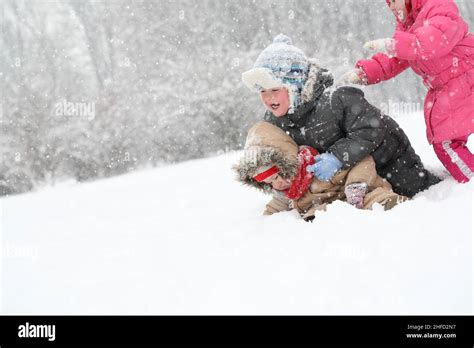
341 0 474 183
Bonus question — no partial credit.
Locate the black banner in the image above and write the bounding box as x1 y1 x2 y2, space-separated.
0 315 473 346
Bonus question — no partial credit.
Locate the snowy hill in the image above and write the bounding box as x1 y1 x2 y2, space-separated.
1 113 473 314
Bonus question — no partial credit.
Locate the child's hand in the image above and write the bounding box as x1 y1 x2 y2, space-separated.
363 38 396 55
337 69 367 86
306 153 343 182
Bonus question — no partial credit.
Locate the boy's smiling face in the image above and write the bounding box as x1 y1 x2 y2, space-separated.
259 87 290 117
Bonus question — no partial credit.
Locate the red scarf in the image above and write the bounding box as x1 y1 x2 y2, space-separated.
284 145 318 200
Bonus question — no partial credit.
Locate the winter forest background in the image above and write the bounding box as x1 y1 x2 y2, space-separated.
2 0 473 196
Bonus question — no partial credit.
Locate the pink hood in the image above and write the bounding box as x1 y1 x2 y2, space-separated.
385 0 428 25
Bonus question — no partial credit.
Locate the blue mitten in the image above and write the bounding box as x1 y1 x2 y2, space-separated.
306 153 343 182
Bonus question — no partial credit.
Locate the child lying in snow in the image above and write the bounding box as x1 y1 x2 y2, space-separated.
233 122 408 221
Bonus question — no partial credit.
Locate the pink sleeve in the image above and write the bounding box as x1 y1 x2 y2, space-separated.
394 2 465 61
355 53 410 85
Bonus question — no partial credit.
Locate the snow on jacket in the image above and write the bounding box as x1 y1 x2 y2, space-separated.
233 121 403 220
356 0 474 144
263 60 440 197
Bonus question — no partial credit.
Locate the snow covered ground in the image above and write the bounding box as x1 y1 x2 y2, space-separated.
1 112 473 315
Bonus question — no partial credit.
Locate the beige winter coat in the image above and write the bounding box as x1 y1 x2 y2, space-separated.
234 121 407 220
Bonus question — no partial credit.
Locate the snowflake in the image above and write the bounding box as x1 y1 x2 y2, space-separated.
351 104 362 115
369 118 381 128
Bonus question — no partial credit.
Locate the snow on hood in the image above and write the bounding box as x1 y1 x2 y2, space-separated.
299 59 334 105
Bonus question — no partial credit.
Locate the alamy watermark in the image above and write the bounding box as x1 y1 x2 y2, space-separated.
380 100 422 115
55 99 95 121
18 322 56 341
2 243 39 260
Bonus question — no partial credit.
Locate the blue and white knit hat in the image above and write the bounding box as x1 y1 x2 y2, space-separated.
242 34 309 113
253 34 309 88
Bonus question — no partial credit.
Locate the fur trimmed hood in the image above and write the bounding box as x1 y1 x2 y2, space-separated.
233 122 299 193
300 58 334 105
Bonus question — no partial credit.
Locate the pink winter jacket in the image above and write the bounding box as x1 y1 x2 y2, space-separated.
356 0 474 144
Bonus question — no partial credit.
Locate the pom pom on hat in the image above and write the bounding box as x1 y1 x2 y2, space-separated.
272 33 293 45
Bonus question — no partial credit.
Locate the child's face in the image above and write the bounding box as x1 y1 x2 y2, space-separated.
389 0 408 21
259 87 290 117
262 172 292 191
